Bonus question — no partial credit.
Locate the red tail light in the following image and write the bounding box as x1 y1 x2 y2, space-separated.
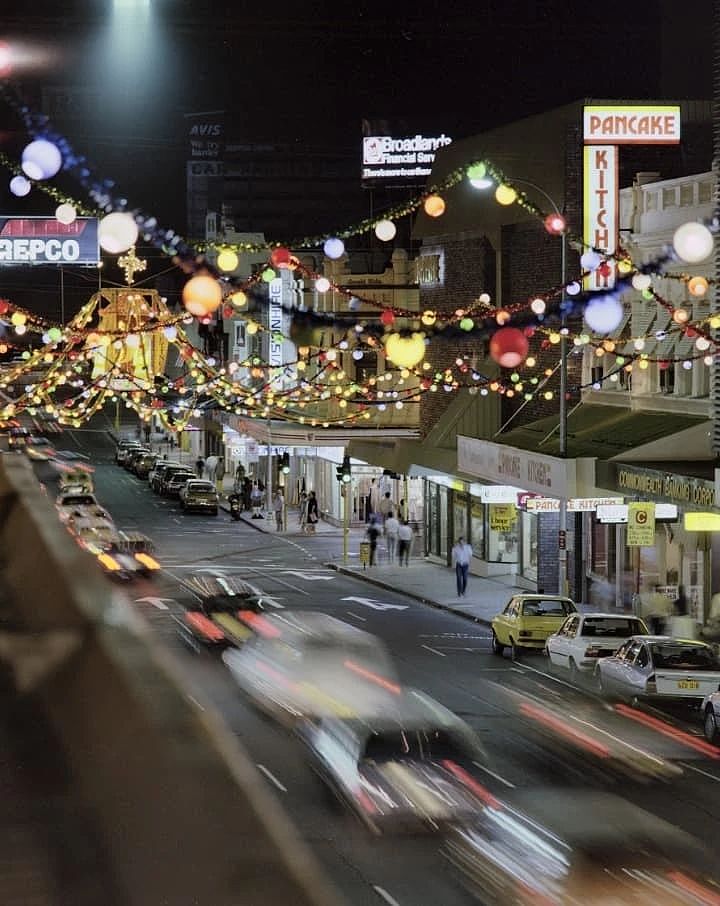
584 646 602 657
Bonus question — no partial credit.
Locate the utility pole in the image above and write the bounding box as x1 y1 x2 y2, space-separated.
558 229 569 597
343 483 349 565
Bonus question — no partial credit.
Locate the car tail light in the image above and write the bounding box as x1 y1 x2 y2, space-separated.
646 674 657 693
135 552 161 570
98 553 121 571
519 630 532 638
584 646 602 657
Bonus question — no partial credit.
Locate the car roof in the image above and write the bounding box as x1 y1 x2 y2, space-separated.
579 612 645 620
511 594 575 602
325 689 464 736
488 789 698 853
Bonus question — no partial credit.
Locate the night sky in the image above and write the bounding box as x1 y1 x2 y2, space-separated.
0 0 713 315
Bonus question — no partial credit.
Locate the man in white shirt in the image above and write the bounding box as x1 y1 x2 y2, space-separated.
378 491 393 522
384 511 400 564
397 520 413 566
451 537 473 597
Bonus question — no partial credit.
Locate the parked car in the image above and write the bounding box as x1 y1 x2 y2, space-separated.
222 612 401 724
596 636 720 705
115 441 144 465
163 470 196 498
546 612 649 679
179 479 219 514
700 691 720 743
124 447 150 472
492 595 577 659
444 789 717 905
299 691 488 834
133 452 158 479
149 461 182 492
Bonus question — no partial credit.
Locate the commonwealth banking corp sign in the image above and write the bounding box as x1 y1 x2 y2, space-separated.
0 217 100 266
583 104 680 292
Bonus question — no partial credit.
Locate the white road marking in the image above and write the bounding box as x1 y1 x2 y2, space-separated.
281 570 335 581
134 596 174 610
187 694 205 712
421 643 446 657
512 660 581 692
472 761 516 788
256 763 287 792
373 887 401 906
341 595 408 612
679 761 720 783
346 611 367 621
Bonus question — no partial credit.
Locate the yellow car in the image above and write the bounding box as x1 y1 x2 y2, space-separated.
492 595 577 659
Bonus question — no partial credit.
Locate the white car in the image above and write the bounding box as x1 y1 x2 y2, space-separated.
700 692 720 743
56 490 105 523
546 612 648 678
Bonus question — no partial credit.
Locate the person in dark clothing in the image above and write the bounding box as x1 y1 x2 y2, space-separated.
674 585 689 616
196 456 205 478
366 517 381 566
306 490 319 533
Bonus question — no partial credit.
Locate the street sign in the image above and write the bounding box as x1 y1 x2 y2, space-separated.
626 502 655 547
558 530 566 550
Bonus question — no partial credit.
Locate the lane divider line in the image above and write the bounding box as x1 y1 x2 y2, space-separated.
256 763 288 792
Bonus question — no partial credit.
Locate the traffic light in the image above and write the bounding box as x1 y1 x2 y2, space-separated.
340 455 351 483
280 452 290 474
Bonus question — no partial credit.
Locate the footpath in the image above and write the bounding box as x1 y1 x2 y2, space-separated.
217 489 523 626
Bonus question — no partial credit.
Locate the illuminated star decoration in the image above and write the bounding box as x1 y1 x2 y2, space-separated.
118 246 147 285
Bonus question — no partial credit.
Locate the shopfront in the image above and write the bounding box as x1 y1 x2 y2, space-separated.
591 462 719 620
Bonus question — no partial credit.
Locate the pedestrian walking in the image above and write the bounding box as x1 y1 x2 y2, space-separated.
273 489 284 531
384 511 400 564
378 491 393 522
398 519 413 566
306 490 319 533
366 516 381 566
250 482 264 518
452 536 473 597
196 456 205 478
299 491 308 531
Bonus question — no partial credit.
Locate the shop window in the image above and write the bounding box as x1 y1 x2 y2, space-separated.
618 368 632 392
521 512 538 580
354 351 378 384
591 364 604 387
487 509 518 564
591 520 610 575
659 364 675 394
470 499 485 559
453 493 469 547
439 486 448 561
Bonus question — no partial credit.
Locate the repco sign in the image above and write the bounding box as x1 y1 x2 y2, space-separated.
0 217 99 266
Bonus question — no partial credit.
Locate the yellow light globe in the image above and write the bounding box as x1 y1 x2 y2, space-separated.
495 184 517 206
384 332 426 369
217 249 239 272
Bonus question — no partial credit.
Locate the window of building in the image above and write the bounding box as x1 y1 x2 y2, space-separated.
354 351 378 385
659 363 675 394
470 500 485 559
591 364 604 387
453 492 468 547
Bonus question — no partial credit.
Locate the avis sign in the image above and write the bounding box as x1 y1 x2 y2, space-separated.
626 502 656 547
583 104 681 292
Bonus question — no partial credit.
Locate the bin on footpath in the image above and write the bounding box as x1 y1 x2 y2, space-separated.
359 541 370 569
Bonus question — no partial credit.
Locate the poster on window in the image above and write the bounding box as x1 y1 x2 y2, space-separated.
489 504 517 532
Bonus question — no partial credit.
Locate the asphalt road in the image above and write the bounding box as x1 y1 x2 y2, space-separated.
36 429 720 906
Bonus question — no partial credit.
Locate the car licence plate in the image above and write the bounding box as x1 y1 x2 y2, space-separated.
677 680 699 690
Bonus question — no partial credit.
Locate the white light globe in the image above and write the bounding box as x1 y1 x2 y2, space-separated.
323 237 345 259
315 277 331 293
566 281 582 296
580 251 602 271
631 273 652 291
98 212 139 254
374 219 396 242
673 222 714 264
55 203 77 225
10 175 32 197
21 139 62 180
584 296 624 334
163 325 178 341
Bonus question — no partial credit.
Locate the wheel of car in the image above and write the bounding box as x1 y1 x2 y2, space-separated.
510 638 521 661
596 669 609 698
704 707 719 744
491 630 504 656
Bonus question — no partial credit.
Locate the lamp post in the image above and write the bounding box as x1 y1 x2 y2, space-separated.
506 178 568 596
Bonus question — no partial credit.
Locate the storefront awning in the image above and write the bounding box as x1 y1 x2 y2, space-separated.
497 403 706 460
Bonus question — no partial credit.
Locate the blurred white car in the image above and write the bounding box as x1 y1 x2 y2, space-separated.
56 490 107 523
222 611 401 724
700 691 720 743
597 636 720 705
546 612 649 678
299 690 488 834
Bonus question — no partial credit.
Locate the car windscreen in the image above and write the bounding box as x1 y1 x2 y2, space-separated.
363 729 468 763
650 643 718 670
60 495 95 506
188 482 215 492
582 618 645 638
522 599 574 617
169 473 194 483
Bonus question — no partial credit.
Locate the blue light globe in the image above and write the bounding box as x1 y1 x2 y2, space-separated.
9 175 31 197
21 140 62 180
584 296 624 334
323 237 345 259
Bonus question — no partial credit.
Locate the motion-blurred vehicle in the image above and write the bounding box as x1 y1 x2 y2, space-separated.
24 435 56 460
8 426 31 449
179 479 219 514
58 468 94 495
492 595 577 659
56 490 105 523
177 578 265 652
222 612 401 724
700 691 720 743
133 451 158 479
546 612 649 678
299 690 489 834
115 441 144 465
597 636 720 705
149 461 182 493
79 531 160 581
445 789 718 905
163 470 195 498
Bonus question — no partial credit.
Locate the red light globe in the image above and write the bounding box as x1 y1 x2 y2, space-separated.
270 246 292 269
489 327 529 368
544 213 566 235
380 309 395 326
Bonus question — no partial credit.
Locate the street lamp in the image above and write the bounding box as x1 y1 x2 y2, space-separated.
475 175 569 595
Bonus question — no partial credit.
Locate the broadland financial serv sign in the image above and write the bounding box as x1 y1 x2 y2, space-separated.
0 217 99 266
362 133 452 182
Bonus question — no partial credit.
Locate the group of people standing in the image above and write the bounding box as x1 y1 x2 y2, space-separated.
365 492 413 567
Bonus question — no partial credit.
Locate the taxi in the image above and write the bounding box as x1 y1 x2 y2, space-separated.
492 594 577 659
